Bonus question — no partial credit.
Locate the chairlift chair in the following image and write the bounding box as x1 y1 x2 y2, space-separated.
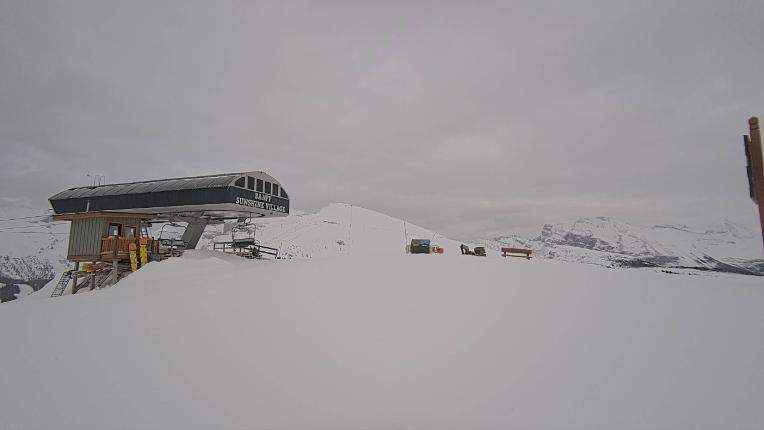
231 218 260 257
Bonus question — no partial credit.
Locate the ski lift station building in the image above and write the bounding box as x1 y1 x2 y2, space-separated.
49 171 290 262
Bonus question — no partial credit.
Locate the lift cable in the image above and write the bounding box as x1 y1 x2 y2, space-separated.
0 231 69 235
0 222 67 231
0 215 54 222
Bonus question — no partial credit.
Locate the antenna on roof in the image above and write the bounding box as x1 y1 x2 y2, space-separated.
86 174 106 186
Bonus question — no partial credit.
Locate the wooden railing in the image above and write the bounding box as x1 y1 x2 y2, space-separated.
100 236 159 260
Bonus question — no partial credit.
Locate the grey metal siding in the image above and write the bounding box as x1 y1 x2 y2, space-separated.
50 187 289 215
68 218 103 257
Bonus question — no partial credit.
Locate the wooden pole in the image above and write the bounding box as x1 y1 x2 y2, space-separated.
110 259 119 286
748 117 764 250
72 261 80 294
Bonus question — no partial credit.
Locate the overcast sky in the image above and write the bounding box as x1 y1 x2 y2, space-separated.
1 1 762 239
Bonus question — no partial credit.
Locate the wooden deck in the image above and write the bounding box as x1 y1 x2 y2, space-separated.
100 236 159 260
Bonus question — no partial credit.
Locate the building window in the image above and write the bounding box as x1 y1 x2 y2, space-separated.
280 188 288 199
108 223 121 236
264 181 272 194
234 177 245 188
272 184 279 196
247 176 255 190
256 179 263 192
123 226 136 238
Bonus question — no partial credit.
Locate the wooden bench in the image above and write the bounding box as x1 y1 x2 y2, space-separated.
501 247 532 259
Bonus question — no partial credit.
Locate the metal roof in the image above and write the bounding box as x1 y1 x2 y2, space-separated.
48 171 289 221
49 173 241 200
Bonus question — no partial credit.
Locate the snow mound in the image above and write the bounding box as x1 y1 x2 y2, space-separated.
201 203 466 259
1 252 763 429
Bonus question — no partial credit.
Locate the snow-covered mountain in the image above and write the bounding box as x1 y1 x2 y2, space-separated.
0 207 70 302
490 216 764 275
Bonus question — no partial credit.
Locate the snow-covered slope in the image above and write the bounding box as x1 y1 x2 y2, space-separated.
2 250 763 429
491 216 763 275
198 203 463 259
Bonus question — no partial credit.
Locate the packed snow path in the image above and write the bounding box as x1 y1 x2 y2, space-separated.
2 251 763 430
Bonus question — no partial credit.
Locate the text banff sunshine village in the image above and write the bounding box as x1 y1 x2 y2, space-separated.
235 196 286 213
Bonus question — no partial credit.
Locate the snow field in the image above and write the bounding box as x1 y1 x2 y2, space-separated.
1 250 763 430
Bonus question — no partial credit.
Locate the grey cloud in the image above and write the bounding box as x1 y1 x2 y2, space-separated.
1 0 762 240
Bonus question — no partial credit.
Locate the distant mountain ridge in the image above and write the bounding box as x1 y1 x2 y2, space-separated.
490 216 763 275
